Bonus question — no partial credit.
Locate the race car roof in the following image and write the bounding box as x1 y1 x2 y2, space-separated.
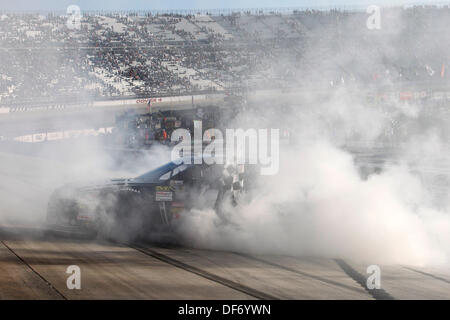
131 156 210 183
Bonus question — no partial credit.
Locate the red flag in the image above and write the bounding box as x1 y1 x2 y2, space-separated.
441 64 446 78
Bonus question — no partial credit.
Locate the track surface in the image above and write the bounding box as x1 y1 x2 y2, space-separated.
0 225 449 299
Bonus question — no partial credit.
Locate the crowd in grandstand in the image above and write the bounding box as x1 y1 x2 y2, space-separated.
1 6 450 104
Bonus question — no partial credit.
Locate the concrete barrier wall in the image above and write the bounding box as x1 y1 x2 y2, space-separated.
0 93 225 116
2 87 449 117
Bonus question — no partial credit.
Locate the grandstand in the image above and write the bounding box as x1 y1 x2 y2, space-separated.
1 6 450 106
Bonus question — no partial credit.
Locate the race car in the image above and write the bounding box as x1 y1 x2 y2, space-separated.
46 157 249 240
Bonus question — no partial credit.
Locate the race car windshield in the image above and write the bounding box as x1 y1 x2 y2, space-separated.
132 161 191 183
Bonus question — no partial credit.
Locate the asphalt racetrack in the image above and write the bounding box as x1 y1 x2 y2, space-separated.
0 224 450 299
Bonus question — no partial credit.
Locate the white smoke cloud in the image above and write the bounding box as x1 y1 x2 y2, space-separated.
176 79 450 267
177 134 450 267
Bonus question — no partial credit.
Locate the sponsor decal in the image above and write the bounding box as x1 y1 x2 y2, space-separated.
170 180 184 191
136 97 162 104
155 191 173 202
156 185 172 191
170 201 184 219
